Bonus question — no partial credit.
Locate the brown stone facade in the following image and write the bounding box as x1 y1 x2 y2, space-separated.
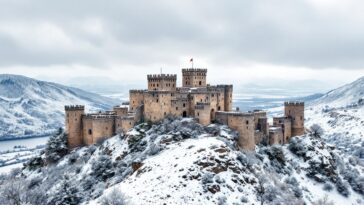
284 102 305 136
182 68 207 87
64 67 305 151
65 105 84 148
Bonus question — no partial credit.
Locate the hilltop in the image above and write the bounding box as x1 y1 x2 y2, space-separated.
0 118 363 205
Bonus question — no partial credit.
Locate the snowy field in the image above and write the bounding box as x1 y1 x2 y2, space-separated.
0 136 49 174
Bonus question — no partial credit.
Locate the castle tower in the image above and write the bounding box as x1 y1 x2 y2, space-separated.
113 105 128 117
284 102 305 136
230 113 255 151
182 68 207 88
65 105 85 148
147 74 177 91
194 102 211 126
218 85 233 111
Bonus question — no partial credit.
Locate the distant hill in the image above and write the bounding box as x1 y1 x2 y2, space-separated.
0 74 119 139
309 76 364 108
306 76 364 158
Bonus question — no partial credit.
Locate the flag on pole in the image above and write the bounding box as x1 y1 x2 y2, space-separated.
190 58 193 68
190 58 193 62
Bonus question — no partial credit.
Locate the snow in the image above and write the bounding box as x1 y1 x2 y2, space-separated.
0 74 119 139
0 162 23 174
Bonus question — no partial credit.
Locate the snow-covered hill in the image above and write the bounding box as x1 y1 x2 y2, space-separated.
0 74 119 139
0 118 362 205
309 76 364 108
306 76 364 159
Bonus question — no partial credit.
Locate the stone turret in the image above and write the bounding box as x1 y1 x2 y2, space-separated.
284 101 305 136
194 102 211 126
65 105 85 148
215 111 255 151
147 74 177 91
182 68 207 88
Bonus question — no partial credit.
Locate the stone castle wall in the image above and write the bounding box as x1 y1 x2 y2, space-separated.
65 105 84 148
216 111 256 150
83 115 115 144
182 68 207 87
65 67 305 152
143 91 173 122
82 117 93 145
194 102 211 126
113 106 128 117
147 74 177 91
129 90 145 112
284 102 304 136
115 116 135 134
269 128 284 145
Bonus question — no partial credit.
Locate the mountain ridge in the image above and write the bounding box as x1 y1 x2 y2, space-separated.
0 74 119 139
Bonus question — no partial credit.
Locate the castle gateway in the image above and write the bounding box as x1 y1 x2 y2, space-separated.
65 68 304 150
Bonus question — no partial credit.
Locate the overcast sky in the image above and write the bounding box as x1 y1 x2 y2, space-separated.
0 0 363 94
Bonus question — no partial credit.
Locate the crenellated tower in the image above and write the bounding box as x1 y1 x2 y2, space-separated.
147 74 177 91
65 105 85 148
182 68 207 87
284 101 305 136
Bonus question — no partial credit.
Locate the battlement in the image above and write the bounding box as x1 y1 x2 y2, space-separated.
182 68 207 73
115 115 135 120
195 102 210 109
269 127 283 133
130 89 146 93
65 105 85 111
284 101 304 106
147 74 177 80
83 113 116 120
216 84 233 88
114 105 129 109
216 111 254 117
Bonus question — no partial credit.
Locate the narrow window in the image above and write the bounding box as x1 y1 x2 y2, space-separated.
246 120 249 125
183 103 186 107
176 107 178 110
88 129 92 135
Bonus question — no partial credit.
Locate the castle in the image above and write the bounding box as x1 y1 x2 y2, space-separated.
65 68 304 150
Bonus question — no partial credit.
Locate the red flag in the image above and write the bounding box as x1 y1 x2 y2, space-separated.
190 58 193 62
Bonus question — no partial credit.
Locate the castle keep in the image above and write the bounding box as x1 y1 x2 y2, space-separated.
65 68 305 150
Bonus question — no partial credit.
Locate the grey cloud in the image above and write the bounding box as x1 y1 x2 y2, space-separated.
0 0 364 69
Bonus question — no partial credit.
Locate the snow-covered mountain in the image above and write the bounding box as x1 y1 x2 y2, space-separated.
306 76 364 159
309 76 364 108
0 118 362 205
0 74 119 139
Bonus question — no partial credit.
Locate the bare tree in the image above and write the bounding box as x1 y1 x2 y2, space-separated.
312 195 334 205
100 188 130 205
310 124 324 138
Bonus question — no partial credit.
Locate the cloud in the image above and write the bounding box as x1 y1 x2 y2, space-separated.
0 0 363 88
